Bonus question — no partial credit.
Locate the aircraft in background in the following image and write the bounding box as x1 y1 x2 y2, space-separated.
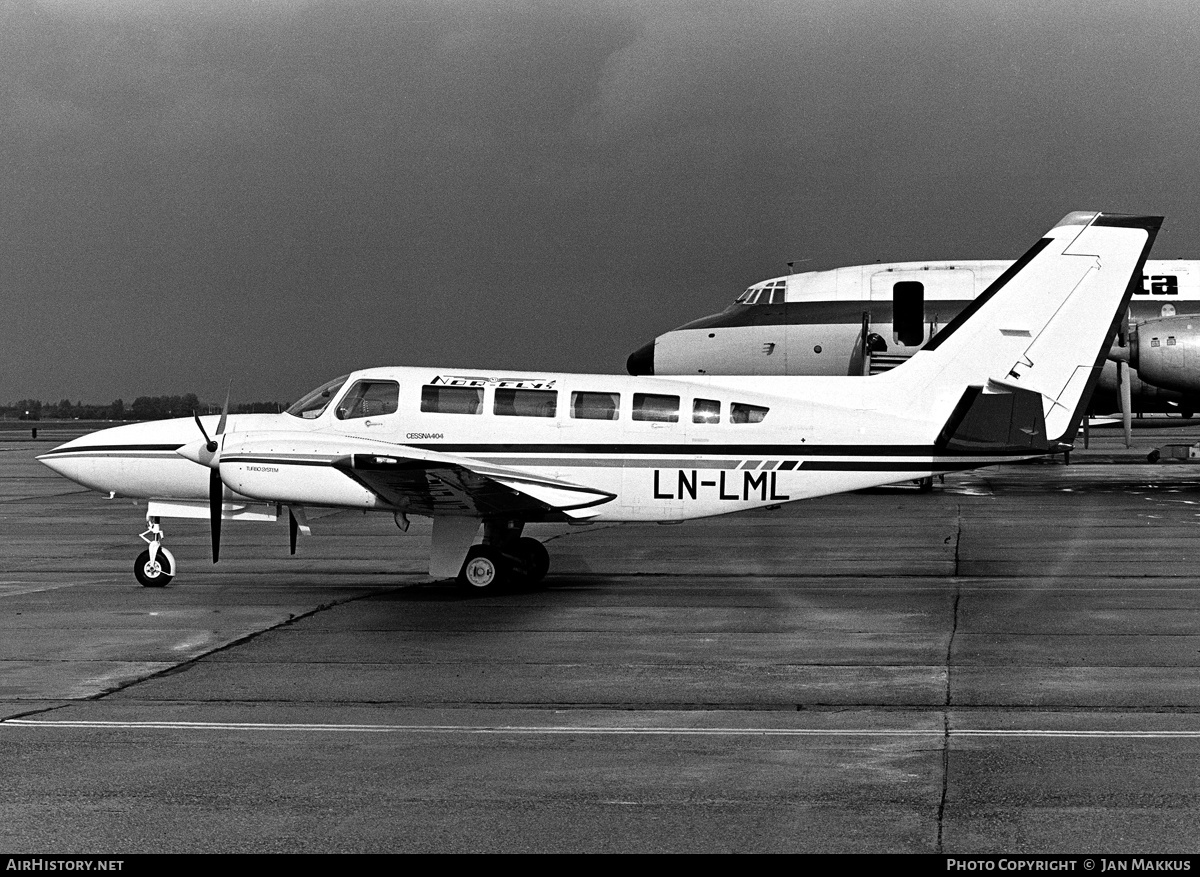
39 212 1158 590
627 256 1200 441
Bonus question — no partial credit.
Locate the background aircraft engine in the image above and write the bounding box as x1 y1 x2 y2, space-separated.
1127 315 1200 395
218 435 380 509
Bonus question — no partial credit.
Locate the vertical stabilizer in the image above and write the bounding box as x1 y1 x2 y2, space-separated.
884 212 1160 446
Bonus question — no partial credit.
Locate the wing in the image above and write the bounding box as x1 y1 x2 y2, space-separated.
332 451 616 520
213 432 616 521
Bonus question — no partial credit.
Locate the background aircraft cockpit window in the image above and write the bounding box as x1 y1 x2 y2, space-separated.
692 398 720 423
632 393 680 422
336 380 399 420
730 403 769 424
421 385 483 415
285 374 349 419
494 388 557 417
735 280 784 306
570 391 620 420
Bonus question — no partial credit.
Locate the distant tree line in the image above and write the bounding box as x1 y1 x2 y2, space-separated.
1 396 287 421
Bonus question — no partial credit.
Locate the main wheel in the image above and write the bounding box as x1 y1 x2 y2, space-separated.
134 547 175 587
457 545 508 591
514 537 550 584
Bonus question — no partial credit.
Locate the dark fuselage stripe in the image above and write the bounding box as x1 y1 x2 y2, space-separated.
671 295 1188 332
407 442 1033 458
38 443 184 458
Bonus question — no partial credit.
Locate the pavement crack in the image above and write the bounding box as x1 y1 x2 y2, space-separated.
937 502 963 854
85 587 397 700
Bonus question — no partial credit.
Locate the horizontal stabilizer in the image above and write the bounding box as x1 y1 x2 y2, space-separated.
935 385 1049 453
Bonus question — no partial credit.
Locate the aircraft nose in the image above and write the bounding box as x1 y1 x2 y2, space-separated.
37 428 121 490
36 418 198 497
626 340 655 375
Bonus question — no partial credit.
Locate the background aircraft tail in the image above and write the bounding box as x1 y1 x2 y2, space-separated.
882 211 1160 447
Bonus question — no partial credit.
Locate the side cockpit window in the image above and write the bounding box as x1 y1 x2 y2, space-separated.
336 380 399 420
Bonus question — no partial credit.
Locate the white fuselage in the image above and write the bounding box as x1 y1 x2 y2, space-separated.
641 258 1199 379
38 365 1025 525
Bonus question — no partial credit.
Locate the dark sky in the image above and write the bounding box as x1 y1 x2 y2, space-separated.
5 0 1200 404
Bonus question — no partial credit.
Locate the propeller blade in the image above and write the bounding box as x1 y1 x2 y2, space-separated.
216 383 231 437
289 508 298 556
1118 360 1133 449
193 411 218 453
209 466 222 564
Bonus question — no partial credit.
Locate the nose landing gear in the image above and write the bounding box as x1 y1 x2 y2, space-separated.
135 516 176 587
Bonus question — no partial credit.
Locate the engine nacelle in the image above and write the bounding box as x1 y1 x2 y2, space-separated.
218 432 382 509
1130 315 1200 394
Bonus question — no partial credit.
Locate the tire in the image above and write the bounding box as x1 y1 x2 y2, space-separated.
457 545 508 591
514 537 550 584
134 547 175 587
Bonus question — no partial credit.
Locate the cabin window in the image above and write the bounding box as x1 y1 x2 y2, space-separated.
336 380 399 420
730 403 769 424
420 385 483 415
632 393 679 422
571 391 620 421
693 398 721 424
494 388 557 417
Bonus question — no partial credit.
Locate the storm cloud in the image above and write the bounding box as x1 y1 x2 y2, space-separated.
4 0 1199 402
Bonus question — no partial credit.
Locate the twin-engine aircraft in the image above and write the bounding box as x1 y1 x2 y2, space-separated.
40 212 1158 591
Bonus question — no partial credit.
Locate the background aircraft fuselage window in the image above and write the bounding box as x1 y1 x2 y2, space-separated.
570 391 620 420
692 398 721 423
730 403 769 424
421 385 483 415
494 388 557 417
336 380 400 420
632 393 680 422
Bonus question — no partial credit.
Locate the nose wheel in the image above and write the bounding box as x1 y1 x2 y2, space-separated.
135 516 176 587
134 547 175 587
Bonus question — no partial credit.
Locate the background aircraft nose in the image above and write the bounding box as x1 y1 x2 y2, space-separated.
626 341 655 375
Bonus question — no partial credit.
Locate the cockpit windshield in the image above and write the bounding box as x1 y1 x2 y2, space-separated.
285 374 350 419
733 280 786 306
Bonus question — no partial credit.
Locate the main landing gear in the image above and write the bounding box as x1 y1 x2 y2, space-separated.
457 521 550 593
134 516 176 587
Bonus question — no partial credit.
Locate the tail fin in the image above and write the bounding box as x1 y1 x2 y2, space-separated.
887 211 1160 446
